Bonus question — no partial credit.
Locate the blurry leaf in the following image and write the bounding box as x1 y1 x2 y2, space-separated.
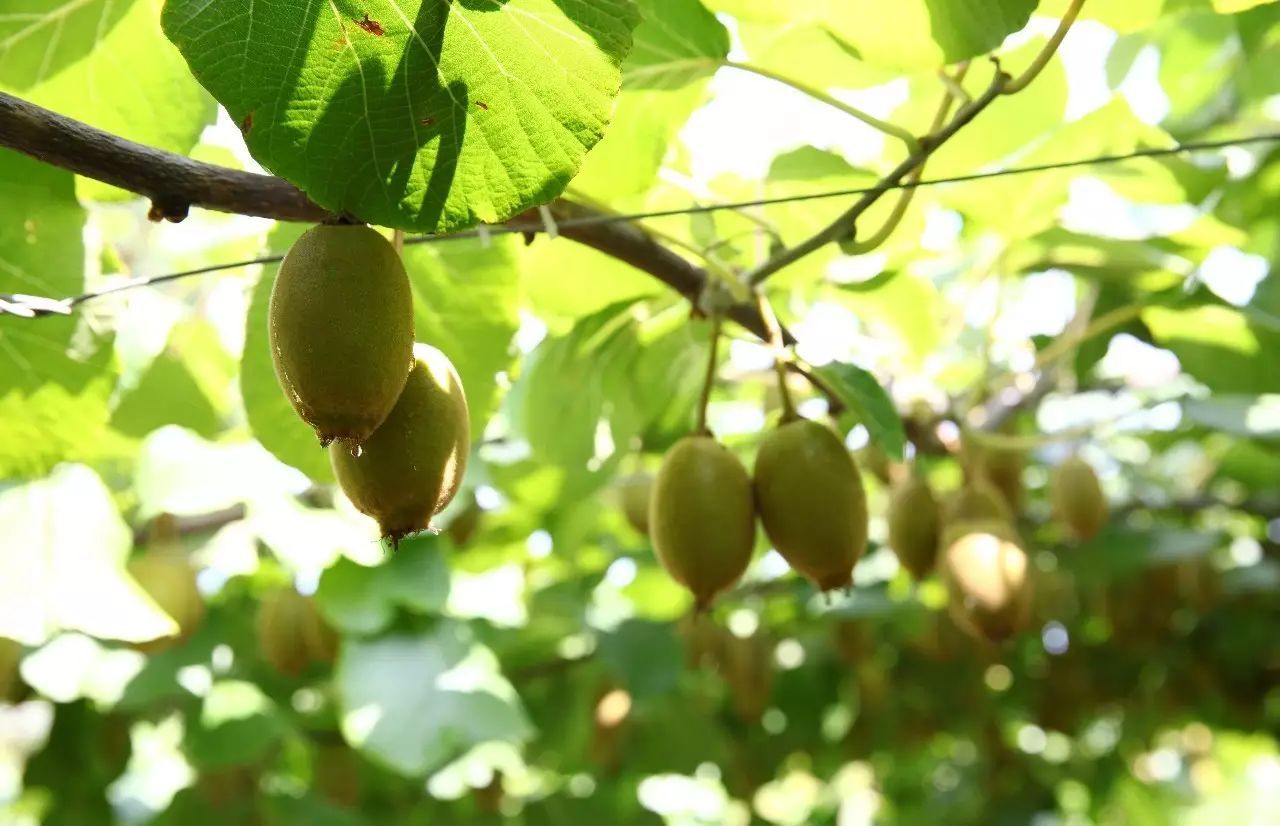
510 301 645 470
826 0 1037 70
403 237 520 434
240 227 333 483
0 0 215 200
1059 526 1224 585
1144 304 1280 393
110 348 222 439
634 315 711 451
522 239 663 328
0 465 177 646
337 624 532 776
597 619 683 701
316 535 451 635
837 272 941 368
162 0 640 232
1040 0 1166 31
814 362 906 460
1182 395 1280 439
184 680 289 769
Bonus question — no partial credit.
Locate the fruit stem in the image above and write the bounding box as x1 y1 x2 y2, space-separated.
1002 0 1086 96
695 314 723 436
755 291 797 422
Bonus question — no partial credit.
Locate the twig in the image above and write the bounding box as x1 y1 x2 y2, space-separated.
1003 0 1086 96
742 63 1010 288
695 315 724 435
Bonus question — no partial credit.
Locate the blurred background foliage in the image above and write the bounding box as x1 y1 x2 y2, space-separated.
2 0 1280 824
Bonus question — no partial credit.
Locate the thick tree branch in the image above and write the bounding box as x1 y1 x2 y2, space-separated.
0 90 784 342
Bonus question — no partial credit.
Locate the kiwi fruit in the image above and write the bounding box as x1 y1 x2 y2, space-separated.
887 475 942 580
0 637 22 702
962 431 1025 512
945 477 1013 524
257 588 338 676
940 519 1033 644
754 418 868 591
269 224 415 447
649 435 755 610
1050 455 1107 541
128 545 205 653
330 343 470 546
616 471 654 536
721 631 775 723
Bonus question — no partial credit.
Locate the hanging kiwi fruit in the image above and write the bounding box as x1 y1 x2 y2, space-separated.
269 224 415 448
887 474 942 581
1050 454 1108 541
257 587 339 676
940 519 1033 644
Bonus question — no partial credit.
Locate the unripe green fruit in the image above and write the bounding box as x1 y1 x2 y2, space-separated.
1050 455 1107 541
616 471 654 535
650 435 755 610
940 519 1032 644
945 478 1013 525
129 551 205 653
888 476 941 580
0 637 21 702
270 224 414 447
721 631 775 723
331 343 470 546
257 588 338 676
754 419 868 591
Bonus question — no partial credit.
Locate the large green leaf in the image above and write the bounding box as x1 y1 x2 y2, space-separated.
816 361 906 460
1182 395 1280 439
1144 305 1280 394
403 236 520 434
573 0 727 200
0 464 178 646
0 0 215 199
0 149 119 479
162 0 641 232
337 623 532 776
828 0 1037 70
316 534 451 635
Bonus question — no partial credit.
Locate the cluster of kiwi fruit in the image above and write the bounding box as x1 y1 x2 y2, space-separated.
623 409 869 611
269 224 470 545
887 442 1108 643
620 405 1108 645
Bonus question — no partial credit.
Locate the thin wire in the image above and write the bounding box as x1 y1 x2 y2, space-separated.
6 131 1278 315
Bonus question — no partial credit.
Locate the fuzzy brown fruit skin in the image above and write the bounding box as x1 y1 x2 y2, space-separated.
649 435 756 610
944 477 1013 525
128 551 205 653
1050 455 1107 541
331 343 470 546
754 419 868 591
616 471 654 536
940 519 1033 644
888 476 942 581
270 224 414 447
257 588 338 676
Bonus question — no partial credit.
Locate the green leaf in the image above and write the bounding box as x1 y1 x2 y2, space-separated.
316 535 451 635
162 0 641 233
337 624 532 776
240 230 335 483
1213 0 1277 14
184 680 289 769
827 0 1037 70
403 236 520 434
0 150 120 478
814 362 906 460
510 300 645 469
0 0 215 200
110 348 222 440
0 465 178 646
1182 395 1280 439
597 619 683 701
1144 305 1280 393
